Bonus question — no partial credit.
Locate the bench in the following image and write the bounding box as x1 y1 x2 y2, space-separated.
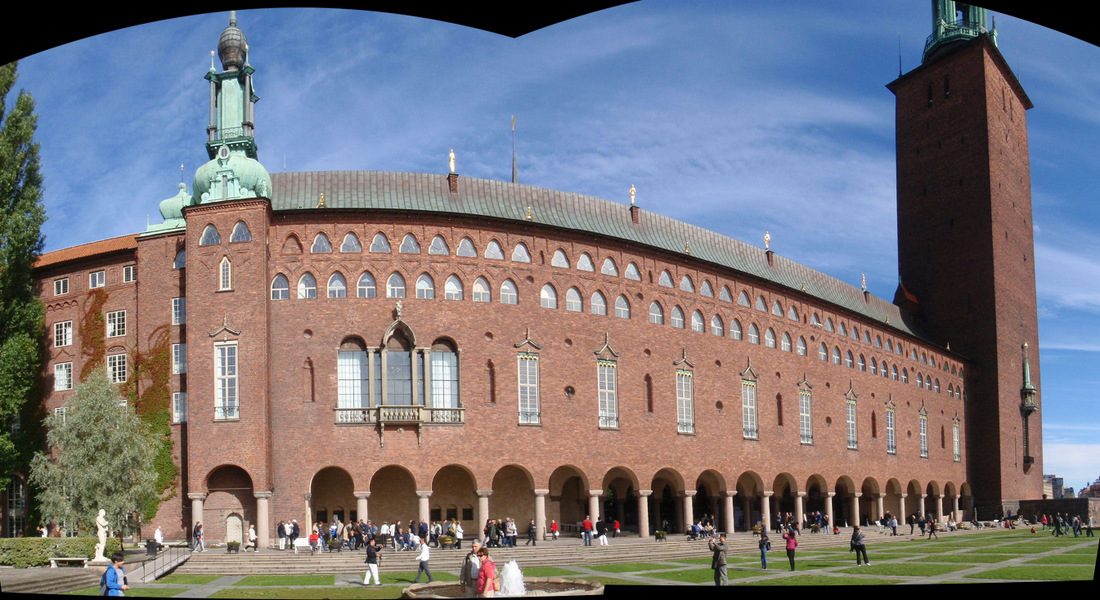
49 557 87 568
291 538 312 553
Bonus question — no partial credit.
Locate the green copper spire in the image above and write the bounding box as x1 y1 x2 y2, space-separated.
193 12 272 203
923 1 996 64
1021 342 1038 413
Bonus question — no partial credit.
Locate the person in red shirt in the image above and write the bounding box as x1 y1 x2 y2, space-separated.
582 516 593 546
612 520 620 538
549 520 559 541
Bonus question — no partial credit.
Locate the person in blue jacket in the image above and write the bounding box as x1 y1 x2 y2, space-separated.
103 552 130 596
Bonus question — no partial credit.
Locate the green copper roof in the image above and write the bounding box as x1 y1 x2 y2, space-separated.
269 170 928 341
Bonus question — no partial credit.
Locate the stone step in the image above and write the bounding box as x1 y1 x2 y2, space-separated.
1 569 101 595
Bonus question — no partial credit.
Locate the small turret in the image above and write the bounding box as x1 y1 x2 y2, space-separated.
923 1 996 64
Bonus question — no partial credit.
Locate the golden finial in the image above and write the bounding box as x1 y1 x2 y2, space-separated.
629 184 636 206
526 206 532 221
764 231 771 250
684 242 691 255
801 281 806 292
316 192 326 209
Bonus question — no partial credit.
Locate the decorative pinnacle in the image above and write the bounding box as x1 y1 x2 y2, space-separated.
629 184 636 206
449 149 455 174
684 242 691 255
861 273 867 291
764 231 771 250
316 193 326 209
526 206 532 221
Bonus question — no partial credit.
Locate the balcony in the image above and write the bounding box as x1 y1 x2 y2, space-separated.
335 405 464 425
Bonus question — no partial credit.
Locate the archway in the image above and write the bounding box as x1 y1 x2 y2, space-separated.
369 465 418 527
602 467 639 532
651 469 686 533
310 466 356 525
430 465 477 529
549 466 589 531
205 465 255 544
735 471 765 532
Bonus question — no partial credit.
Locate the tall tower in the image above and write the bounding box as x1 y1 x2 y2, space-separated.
888 2 1043 517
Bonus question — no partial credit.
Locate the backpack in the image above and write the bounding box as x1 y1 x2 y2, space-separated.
99 571 108 596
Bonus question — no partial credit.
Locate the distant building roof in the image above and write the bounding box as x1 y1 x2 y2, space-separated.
270 171 928 340
34 234 139 270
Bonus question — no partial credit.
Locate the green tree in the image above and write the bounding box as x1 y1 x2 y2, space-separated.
0 60 46 493
29 369 158 536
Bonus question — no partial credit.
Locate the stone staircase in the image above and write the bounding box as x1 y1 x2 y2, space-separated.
0 567 102 595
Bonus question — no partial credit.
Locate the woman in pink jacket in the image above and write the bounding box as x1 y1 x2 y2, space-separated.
476 547 497 597
782 526 798 571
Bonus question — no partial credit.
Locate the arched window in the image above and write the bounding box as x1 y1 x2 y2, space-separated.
540 284 557 309
500 279 518 304
430 340 460 409
875 335 883 348
565 287 582 312
671 306 685 328
271 274 289 300
649 302 664 325
680 275 695 293
851 326 859 341
591 291 608 315
387 273 406 298
511 242 531 262
700 280 714 297
731 319 742 340
473 277 491 302
370 233 391 253
788 306 799 321
825 318 835 332
863 331 872 344
782 332 792 352
624 262 641 280
341 233 362 252
755 296 767 311
230 221 251 242
577 253 595 271
615 295 630 319
748 323 760 344
838 322 848 337
858 354 866 371
601 257 618 276
174 250 186 269
200 224 220 246
796 336 807 356
311 233 332 253
870 357 878 375
764 327 776 348
658 270 673 287
416 273 435 299
357 272 376 298
892 365 899 380
485 240 505 260
400 234 421 254
327 273 347 298
720 286 733 302
691 310 704 333
219 257 232 290
711 315 724 336
445 275 463 300
298 273 317 299
457 237 477 257
772 301 783 316
551 250 569 268
917 373 924 388
429 235 450 255
819 343 828 361
832 346 842 364
901 368 909 384
845 351 854 368
934 378 940 393
738 291 751 306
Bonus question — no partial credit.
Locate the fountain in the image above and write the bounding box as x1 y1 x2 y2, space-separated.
402 558 602 598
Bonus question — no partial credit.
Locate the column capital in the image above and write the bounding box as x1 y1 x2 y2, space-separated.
725 490 738 498
188 493 207 501
588 489 604 498
796 491 807 498
853 492 863 498
254 491 273 500
936 494 944 499
532 489 549 497
826 491 836 498
353 491 371 499
477 489 494 498
416 490 433 499
762 491 774 498
637 489 653 497
683 490 697 498
878 492 887 499
921 494 928 499
899 493 907 499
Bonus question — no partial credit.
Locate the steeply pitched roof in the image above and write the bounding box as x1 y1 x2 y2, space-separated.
270 171 926 339
34 234 139 270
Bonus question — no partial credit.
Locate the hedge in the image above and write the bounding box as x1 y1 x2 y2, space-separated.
0 537 123 568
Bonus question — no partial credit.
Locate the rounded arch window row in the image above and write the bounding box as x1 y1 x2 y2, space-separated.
809 312 959 376
198 221 253 247
278 231 541 263
812 342 962 397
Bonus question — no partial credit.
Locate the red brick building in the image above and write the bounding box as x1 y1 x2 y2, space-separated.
12 4 1042 544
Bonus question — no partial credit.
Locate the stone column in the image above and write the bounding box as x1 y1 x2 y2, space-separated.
476 490 492 543
588 490 602 523
899 492 908 517
919 494 927 518
417 491 432 526
723 491 737 533
636 490 652 538
952 495 960 521
533 489 548 541
852 492 862 527
761 491 773 532
795 492 806 529
683 490 696 531
935 494 944 521
877 493 886 523
304 493 313 530
189 493 207 536
354 491 370 523
254 491 272 550
825 492 835 530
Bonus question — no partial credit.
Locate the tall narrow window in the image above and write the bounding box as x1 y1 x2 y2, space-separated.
649 302 664 325
55 362 73 391
338 340 370 416
952 419 961 462
676 370 694 434
799 389 812 444
742 379 758 439
387 273 406 298
172 343 187 374
846 392 858 450
671 306 684 329
919 410 928 458
473 277 490 303
886 405 896 454
108 353 127 383
106 310 127 338
430 342 460 409
518 353 540 424
731 319 742 341
710 315 724 336
614 295 630 318
54 321 73 347
215 342 238 419
172 392 188 423
445 275 463 301
591 291 607 315
598 360 618 428
172 298 187 324
219 257 232 290
691 311 704 333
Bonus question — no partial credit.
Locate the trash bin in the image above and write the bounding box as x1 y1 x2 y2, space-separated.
146 539 157 556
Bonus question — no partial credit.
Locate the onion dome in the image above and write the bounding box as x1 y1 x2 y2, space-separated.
145 182 191 232
218 11 248 72
193 148 273 203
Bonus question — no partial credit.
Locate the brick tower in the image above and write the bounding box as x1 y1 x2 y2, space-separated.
888 1 1043 518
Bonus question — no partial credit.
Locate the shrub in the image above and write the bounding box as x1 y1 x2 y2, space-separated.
0 537 122 568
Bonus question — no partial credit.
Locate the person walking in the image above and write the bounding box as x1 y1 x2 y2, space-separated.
927 516 938 539
476 547 497 597
363 537 382 586
192 522 205 552
413 537 433 583
851 525 870 565
549 520 559 541
596 519 609 545
525 519 537 546
758 531 771 569
783 525 798 571
708 533 728 585
460 539 482 598
102 551 130 597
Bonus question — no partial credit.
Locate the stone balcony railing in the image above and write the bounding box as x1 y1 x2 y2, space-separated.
335 405 464 425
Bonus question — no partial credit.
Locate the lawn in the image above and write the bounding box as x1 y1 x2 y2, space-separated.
963 565 1095 581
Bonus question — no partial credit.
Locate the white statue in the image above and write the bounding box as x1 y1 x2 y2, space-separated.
94 509 109 561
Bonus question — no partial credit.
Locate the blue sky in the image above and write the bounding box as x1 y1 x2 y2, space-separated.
12 1 1100 492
